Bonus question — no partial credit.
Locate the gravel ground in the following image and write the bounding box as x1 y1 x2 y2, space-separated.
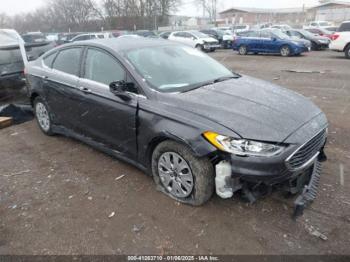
0 50 349 255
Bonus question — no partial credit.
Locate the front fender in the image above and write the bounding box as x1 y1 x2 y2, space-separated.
137 106 219 169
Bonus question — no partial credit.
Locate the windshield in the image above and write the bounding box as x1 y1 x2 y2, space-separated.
299 29 317 38
271 30 290 40
319 22 330 26
125 45 237 93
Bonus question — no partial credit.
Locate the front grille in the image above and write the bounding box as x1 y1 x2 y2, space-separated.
286 129 327 171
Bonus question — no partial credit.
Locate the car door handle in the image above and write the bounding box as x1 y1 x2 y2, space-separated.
78 87 92 94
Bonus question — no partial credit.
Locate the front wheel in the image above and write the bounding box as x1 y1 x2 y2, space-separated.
34 97 54 135
195 44 203 52
280 45 291 57
238 45 248 55
152 141 214 206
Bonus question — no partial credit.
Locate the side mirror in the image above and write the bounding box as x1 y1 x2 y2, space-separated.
272 37 277 41
109 81 136 101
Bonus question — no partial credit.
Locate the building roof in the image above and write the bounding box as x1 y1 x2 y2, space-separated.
220 1 350 14
219 7 305 14
308 1 350 10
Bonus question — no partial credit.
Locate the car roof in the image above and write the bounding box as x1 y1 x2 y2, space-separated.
66 37 176 52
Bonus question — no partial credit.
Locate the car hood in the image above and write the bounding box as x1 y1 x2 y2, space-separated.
159 76 325 143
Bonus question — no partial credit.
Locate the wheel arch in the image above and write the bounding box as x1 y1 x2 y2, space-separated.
144 131 217 172
343 42 350 52
30 92 40 107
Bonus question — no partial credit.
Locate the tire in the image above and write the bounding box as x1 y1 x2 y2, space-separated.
280 45 291 57
33 97 54 136
311 42 319 51
238 45 248 55
195 44 203 52
209 48 216 52
152 140 214 206
345 45 350 59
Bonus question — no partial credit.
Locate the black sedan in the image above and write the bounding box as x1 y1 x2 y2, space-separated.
284 29 331 50
25 37 328 216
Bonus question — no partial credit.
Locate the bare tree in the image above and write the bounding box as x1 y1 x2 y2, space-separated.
197 0 217 24
0 13 10 28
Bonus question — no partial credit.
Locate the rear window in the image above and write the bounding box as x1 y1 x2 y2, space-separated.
0 49 23 65
338 22 350 32
53 48 81 76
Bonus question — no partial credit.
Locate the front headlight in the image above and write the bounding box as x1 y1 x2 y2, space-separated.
292 41 302 45
203 131 285 157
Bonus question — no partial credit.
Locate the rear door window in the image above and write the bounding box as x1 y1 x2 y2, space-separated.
84 48 125 86
53 48 82 76
43 52 57 68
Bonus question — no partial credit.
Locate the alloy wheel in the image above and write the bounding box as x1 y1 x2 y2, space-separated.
281 46 290 57
157 152 194 198
35 102 50 132
239 46 247 55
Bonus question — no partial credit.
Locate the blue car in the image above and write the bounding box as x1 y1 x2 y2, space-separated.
233 29 311 57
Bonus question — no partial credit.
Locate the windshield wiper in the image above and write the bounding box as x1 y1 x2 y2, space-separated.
181 75 241 93
213 75 241 83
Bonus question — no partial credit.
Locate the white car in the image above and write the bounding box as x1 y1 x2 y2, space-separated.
303 21 332 29
168 31 220 52
70 33 112 42
330 32 350 59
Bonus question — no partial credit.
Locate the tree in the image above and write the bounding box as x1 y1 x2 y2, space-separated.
197 0 217 24
0 13 10 28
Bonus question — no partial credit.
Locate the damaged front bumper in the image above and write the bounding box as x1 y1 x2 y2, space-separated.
215 147 327 219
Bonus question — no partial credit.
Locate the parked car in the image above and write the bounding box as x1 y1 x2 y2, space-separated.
168 30 220 52
159 31 172 39
1 29 54 89
233 29 310 57
56 33 81 45
271 24 292 30
303 21 332 29
25 38 328 217
200 29 234 49
46 33 59 42
134 30 159 38
329 31 350 59
338 21 350 32
305 28 334 40
1 30 25 89
70 33 112 42
21 32 47 43
284 29 330 50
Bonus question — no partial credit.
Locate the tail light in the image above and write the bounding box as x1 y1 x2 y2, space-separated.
331 34 340 41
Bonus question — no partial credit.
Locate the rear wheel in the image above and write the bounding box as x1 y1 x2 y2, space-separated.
238 45 248 55
152 141 214 206
345 45 350 59
34 97 54 135
280 45 291 57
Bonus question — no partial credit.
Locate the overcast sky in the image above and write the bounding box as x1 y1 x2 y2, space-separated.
0 0 332 16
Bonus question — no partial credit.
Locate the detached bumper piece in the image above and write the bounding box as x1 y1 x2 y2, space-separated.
293 160 322 219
